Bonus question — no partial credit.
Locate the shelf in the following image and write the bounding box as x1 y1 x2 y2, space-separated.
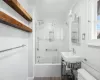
3 0 32 21
0 11 32 32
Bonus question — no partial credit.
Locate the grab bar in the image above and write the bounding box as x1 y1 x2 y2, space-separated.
0 44 26 53
82 59 100 73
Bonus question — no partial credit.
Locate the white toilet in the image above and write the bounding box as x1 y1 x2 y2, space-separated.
78 69 97 80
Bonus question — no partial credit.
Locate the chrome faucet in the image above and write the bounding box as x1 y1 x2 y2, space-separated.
72 48 76 55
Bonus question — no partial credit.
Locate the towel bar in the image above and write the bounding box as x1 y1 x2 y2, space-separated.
0 45 26 53
45 49 58 51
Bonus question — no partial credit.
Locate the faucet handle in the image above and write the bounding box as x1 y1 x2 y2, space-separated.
72 48 76 54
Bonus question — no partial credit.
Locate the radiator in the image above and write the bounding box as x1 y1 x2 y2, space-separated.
78 69 97 80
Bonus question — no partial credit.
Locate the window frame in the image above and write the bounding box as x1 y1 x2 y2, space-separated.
88 0 100 47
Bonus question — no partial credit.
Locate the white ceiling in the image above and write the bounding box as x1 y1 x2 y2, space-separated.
28 0 78 23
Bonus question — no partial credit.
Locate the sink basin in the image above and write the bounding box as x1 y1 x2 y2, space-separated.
61 52 83 63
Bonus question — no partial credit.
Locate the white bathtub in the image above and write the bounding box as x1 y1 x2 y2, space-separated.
34 63 61 77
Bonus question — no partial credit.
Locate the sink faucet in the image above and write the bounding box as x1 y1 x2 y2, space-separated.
72 48 76 55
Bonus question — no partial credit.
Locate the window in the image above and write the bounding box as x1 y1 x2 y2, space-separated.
97 0 100 39
88 0 100 46
88 0 100 40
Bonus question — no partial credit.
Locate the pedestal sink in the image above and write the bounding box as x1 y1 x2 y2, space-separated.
61 52 83 80
61 52 83 63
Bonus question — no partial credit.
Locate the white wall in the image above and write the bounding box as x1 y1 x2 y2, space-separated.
68 0 100 80
0 47 28 80
35 0 78 23
0 0 34 80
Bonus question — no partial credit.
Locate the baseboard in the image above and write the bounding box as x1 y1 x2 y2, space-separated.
27 77 34 80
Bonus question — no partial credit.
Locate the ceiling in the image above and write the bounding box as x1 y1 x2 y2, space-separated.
28 0 78 23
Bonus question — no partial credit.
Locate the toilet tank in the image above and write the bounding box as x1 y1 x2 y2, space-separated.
78 69 97 80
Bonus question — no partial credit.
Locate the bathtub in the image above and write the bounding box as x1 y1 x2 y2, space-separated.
34 63 61 77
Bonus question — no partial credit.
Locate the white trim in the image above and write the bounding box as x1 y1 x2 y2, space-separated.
88 39 100 47
27 77 34 80
88 0 97 40
88 43 100 47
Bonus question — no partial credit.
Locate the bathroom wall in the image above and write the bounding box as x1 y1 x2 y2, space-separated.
0 0 34 80
69 0 100 79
